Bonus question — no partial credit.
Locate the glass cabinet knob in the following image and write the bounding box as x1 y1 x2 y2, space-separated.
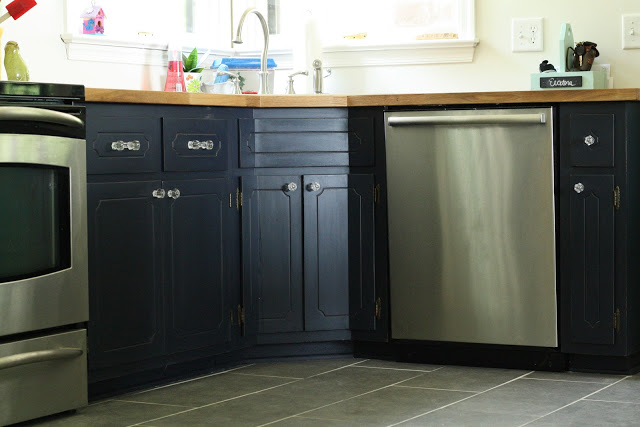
285 182 297 192
152 189 165 199
574 183 585 194
584 135 596 146
307 182 321 192
167 189 181 199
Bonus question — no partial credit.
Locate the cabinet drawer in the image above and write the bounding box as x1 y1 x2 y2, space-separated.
86 116 161 174
570 113 615 167
163 118 231 171
239 117 374 168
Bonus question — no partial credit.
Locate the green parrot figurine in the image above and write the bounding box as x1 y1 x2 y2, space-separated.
4 41 29 82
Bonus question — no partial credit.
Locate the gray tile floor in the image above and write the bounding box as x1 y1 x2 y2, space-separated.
24 358 640 426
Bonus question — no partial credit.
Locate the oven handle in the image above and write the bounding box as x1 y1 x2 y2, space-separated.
0 348 84 370
0 106 84 128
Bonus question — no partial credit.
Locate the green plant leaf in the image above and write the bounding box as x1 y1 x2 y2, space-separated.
183 48 201 73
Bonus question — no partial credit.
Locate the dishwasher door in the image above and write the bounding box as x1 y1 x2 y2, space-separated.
385 108 557 347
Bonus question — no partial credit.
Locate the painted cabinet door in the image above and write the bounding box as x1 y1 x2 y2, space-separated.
165 178 233 353
304 174 376 332
87 180 165 369
567 174 616 347
242 176 304 335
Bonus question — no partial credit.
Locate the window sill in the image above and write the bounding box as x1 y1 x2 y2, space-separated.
60 34 233 67
61 34 479 69
322 39 480 68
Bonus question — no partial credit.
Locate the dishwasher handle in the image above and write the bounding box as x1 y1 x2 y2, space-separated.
388 113 546 126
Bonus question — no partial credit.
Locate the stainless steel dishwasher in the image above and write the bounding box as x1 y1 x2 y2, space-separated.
385 108 557 347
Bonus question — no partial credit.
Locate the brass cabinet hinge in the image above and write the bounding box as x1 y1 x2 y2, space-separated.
238 304 245 325
374 184 381 205
614 186 621 210
229 193 233 208
235 188 242 210
614 308 621 333
375 297 382 320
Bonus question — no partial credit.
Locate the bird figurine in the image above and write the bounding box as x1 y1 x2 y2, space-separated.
4 40 29 81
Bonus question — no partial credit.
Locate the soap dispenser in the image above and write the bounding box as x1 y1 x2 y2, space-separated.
164 42 185 92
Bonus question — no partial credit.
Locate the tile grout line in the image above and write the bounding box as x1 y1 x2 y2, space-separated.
304 358 371 378
394 385 480 394
231 372 304 380
109 399 193 408
517 375 633 427
353 365 443 373
584 398 640 405
386 370 536 426
124 379 301 427
523 377 625 385
124 364 255 397
257 372 427 426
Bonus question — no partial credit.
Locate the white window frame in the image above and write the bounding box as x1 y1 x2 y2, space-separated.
60 0 477 69
60 0 234 66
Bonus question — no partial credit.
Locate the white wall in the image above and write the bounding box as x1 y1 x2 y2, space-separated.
5 0 640 94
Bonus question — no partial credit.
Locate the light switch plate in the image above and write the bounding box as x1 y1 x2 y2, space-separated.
622 14 640 49
512 17 544 52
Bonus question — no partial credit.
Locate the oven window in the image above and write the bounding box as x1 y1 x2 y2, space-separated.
0 164 71 282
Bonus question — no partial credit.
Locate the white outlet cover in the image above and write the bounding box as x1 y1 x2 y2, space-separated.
622 14 640 49
512 17 544 52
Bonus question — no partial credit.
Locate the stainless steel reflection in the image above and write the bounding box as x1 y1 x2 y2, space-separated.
385 108 557 347
0 132 88 337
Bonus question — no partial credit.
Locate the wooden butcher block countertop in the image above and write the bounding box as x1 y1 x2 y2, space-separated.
85 88 640 108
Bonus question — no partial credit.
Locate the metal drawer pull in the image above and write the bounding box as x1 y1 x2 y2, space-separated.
574 183 585 194
0 348 83 371
111 140 141 151
307 182 321 192
284 182 298 192
584 135 597 146
187 140 215 150
152 189 166 199
0 106 84 128
167 189 181 199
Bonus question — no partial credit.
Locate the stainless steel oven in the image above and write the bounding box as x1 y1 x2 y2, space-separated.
0 82 88 426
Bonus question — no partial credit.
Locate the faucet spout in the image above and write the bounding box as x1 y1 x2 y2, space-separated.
233 8 270 94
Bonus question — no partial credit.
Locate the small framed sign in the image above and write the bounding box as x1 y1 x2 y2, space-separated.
539 76 583 89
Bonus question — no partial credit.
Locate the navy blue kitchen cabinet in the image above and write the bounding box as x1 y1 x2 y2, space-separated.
85 104 239 389
559 102 640 371
238 108 383 343
84 103 387 396
241 173 376 336
87 180 165 370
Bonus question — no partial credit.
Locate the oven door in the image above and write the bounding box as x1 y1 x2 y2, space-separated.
0 132 88 337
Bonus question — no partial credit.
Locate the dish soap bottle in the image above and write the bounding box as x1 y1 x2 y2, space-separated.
164 42 185 92
4 41 29 81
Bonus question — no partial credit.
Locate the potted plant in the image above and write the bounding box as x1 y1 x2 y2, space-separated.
183 47 204 93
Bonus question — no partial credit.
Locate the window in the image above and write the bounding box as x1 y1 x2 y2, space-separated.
62 0 232 66
61 0 476 68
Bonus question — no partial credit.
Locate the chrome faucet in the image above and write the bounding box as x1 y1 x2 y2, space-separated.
233 8 270 95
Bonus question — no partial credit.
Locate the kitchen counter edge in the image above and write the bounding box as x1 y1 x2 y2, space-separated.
85 88 640 107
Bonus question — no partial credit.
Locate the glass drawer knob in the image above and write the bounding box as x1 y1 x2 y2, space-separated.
584 135 596 146
574 183 585 194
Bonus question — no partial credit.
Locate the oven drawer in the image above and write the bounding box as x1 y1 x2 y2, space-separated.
0 329 87 426
86 115 162 174
163 118 231 171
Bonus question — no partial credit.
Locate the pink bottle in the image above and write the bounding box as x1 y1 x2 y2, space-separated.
164 43 185 92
